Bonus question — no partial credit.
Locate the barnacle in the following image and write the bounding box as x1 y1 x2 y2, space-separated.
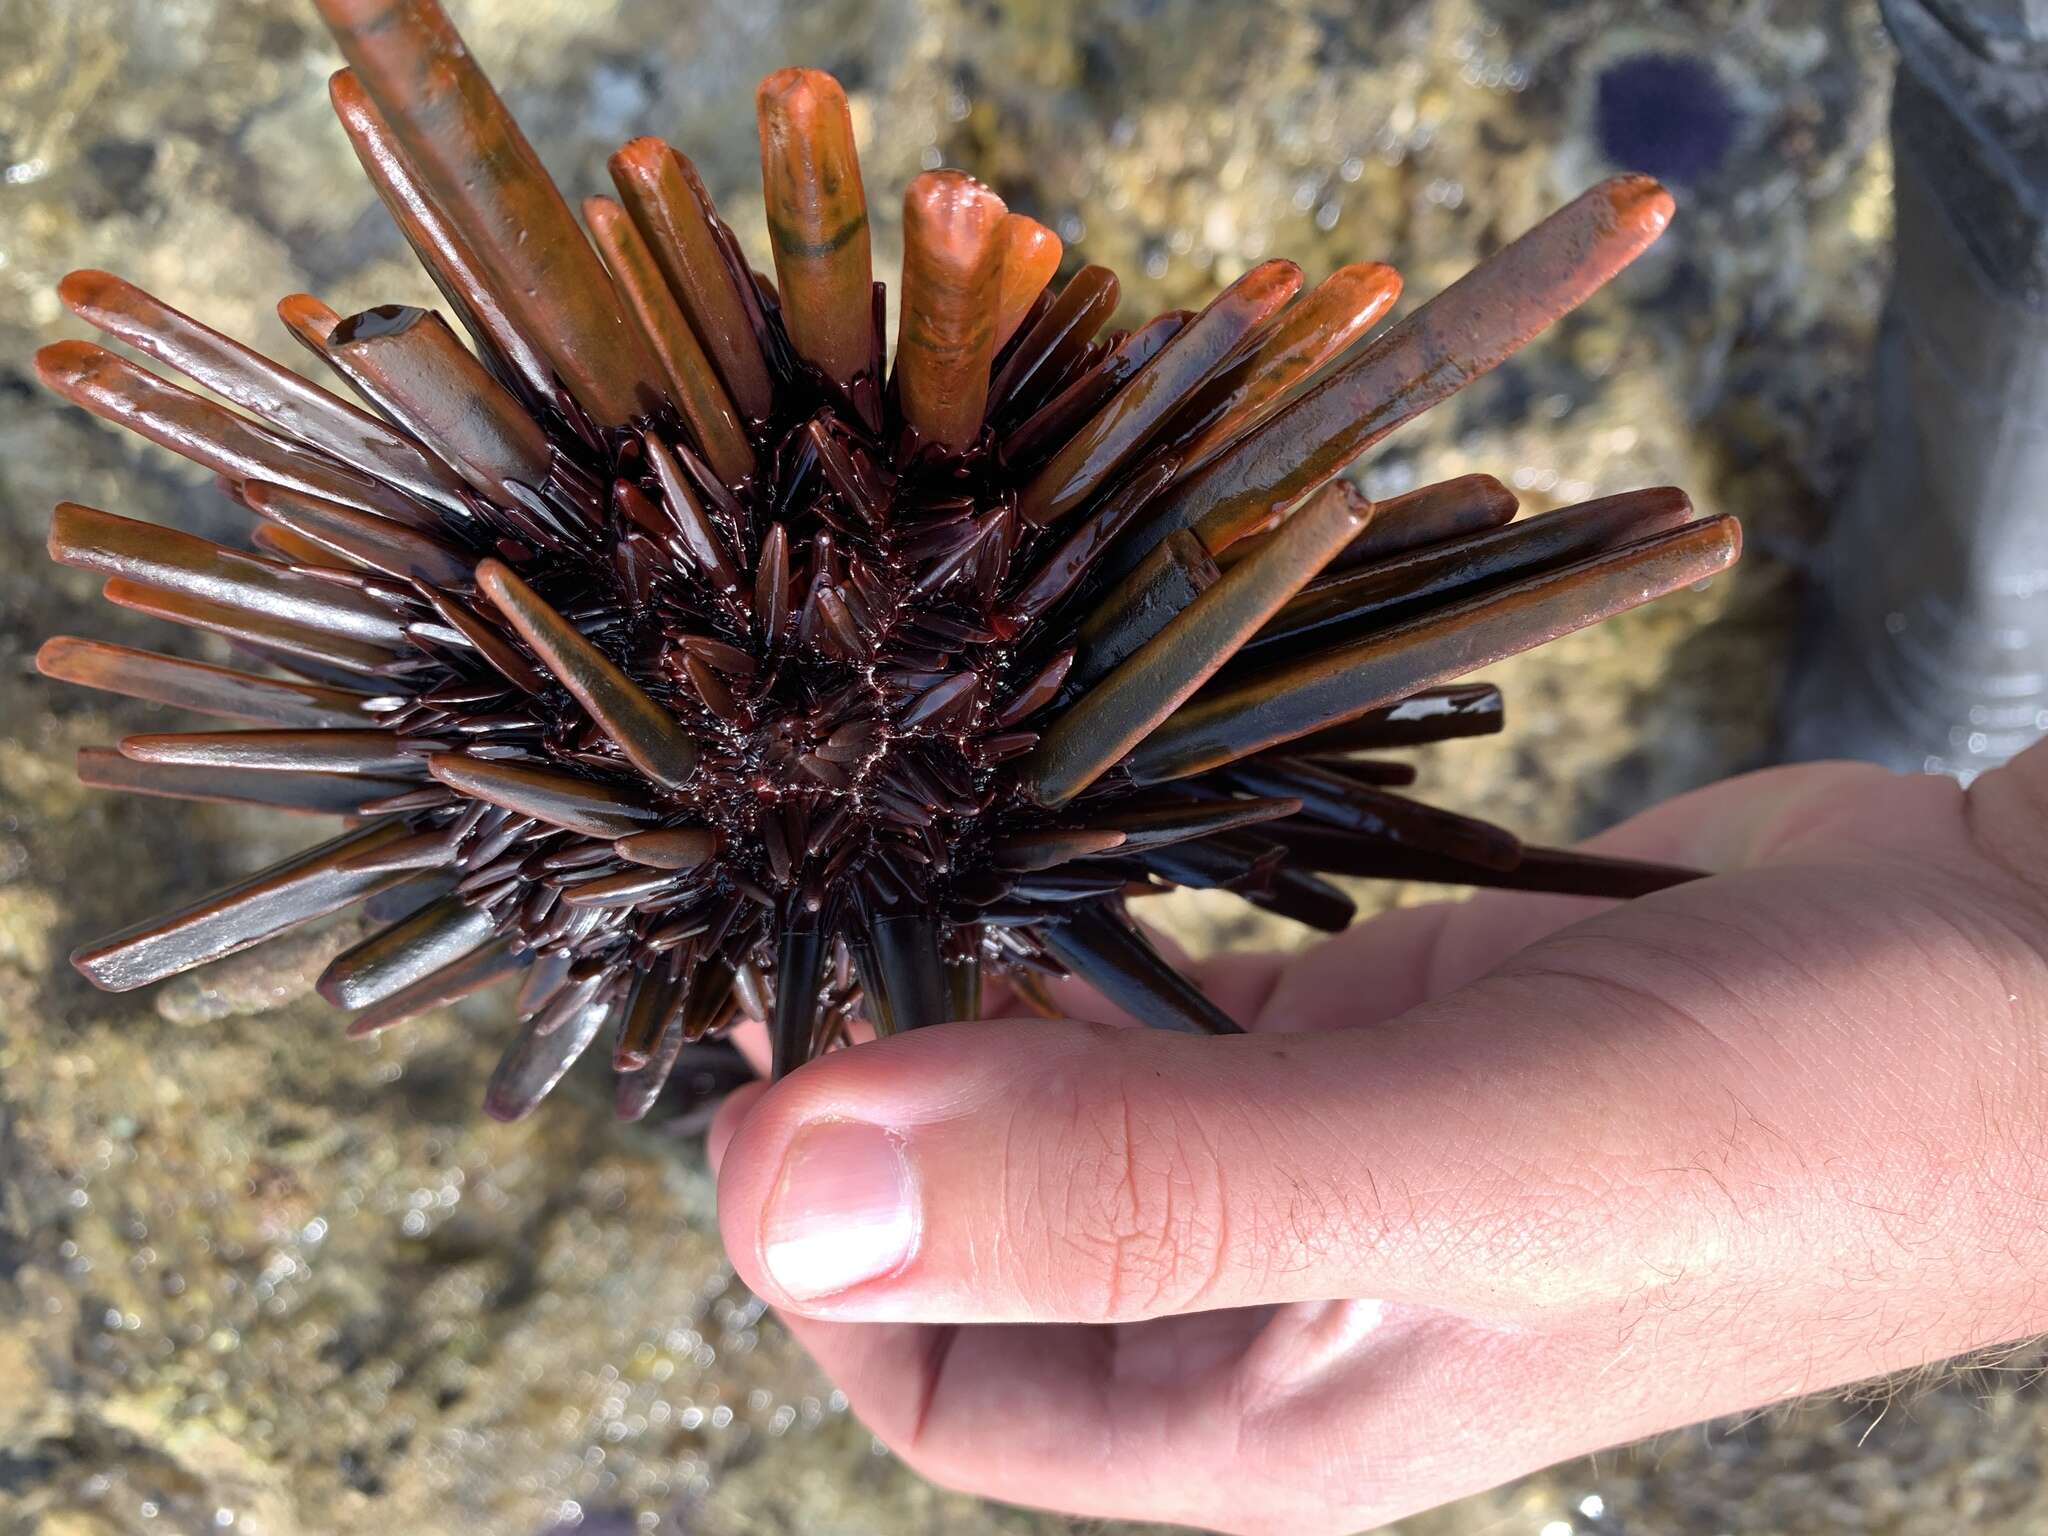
37 0 1739 1121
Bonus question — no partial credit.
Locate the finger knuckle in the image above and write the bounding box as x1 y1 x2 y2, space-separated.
1002 1030 1230 1322
1965 758 2048 915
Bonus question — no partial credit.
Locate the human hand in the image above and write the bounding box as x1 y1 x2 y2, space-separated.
707 744 2048 1534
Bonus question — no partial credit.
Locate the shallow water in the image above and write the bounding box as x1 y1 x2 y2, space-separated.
8 2 2031 1534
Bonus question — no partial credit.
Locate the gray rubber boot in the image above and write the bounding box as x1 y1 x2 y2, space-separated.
1781 0 2048 779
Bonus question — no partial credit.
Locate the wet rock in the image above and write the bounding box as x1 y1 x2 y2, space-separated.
3 0 2018 1534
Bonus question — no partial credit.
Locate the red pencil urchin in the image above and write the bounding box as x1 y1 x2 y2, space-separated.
35 0 1739 1122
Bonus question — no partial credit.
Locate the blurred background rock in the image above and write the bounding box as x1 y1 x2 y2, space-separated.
7 0 2041 1532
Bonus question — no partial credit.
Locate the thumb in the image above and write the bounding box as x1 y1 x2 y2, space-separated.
713 1008 1654 1326
712 1017 1364 1323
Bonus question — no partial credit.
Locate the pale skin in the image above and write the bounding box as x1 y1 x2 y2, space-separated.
707 741 2048 1535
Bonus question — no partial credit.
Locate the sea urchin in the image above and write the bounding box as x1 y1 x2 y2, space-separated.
36 0 1740 1122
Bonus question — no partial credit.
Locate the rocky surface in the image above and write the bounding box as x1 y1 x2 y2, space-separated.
10 1 2037 1533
